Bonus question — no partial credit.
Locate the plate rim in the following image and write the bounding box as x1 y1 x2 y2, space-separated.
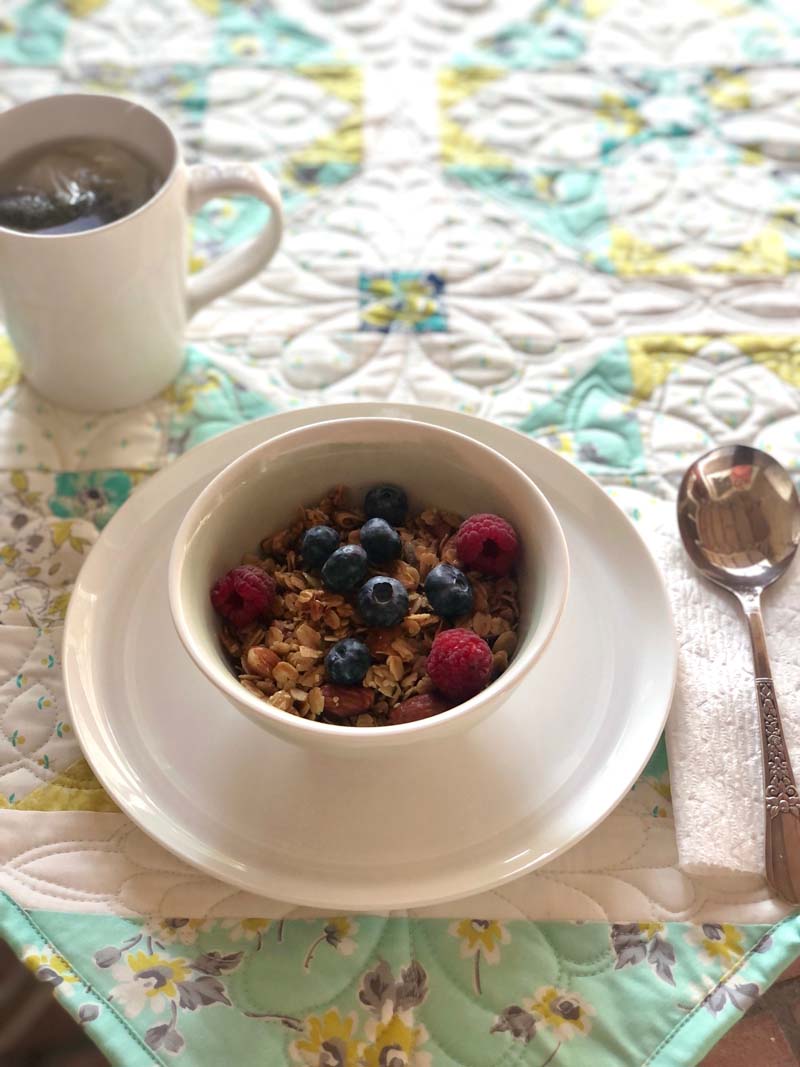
63 402 677 909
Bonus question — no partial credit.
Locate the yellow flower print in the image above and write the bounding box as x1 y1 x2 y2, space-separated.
448 918 510 994
290 1009 362 1067
303 917 358 971
686 923 745 967
46 592 72 622
128 951 190 998
525 987 595 1042
146 917 210 947
250 959 432 1061
110 951 191 1017
362 1013 431 1067
162 371 220 414
0 544 19 564
24 948 79 995
450 918 509 962
221 917 272 949
638 922 665 941
99 933 242 1049
64 0 107 15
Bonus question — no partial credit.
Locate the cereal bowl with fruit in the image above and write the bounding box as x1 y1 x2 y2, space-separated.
169 418 568 753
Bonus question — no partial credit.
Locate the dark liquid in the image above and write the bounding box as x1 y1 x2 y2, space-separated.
0 136 164 235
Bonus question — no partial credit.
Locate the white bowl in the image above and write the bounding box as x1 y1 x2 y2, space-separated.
168 418 569 754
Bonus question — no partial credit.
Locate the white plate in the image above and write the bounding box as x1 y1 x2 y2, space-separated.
64 404 676 911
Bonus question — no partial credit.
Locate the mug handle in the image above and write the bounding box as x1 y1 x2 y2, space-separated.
186 163 284 317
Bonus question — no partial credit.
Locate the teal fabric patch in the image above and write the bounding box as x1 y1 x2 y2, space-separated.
643 735 669 781
0 0 67 65
447 166 608 253
2 896 798 1067
165 349 276 458
518 341 645 476
458 7 587 68
48 471 139 530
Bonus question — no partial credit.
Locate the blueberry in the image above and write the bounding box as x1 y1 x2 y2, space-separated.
321 544 368 592
424 563 474 620
358 576 409 628
360 517 401 564
325 637 371 685
301 525 340 569
364 484 408 526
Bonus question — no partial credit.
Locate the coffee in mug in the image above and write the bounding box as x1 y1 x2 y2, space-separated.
0 136 164 235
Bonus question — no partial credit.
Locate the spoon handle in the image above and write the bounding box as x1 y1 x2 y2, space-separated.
741 598 800 904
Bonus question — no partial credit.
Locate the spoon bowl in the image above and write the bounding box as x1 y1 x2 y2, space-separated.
678 444 800 595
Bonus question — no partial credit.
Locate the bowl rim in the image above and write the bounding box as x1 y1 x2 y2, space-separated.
168 417 570 741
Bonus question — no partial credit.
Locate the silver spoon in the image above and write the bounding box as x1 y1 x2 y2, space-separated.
678 444 800 904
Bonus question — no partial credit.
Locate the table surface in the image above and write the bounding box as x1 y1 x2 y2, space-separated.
2 0 800 1064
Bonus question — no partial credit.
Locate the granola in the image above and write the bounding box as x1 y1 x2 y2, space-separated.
217 486 520 726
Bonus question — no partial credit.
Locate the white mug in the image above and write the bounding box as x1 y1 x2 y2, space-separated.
0 93 283 412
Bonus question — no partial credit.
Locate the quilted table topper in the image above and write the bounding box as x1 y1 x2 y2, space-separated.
1 1 800 1065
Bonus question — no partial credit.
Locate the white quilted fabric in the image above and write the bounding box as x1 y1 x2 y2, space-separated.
0 808 788 924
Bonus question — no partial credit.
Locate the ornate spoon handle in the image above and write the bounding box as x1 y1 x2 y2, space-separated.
741 597 800 904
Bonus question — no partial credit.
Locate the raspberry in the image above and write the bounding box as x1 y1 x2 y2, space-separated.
210 564 275 629
456 513 519 577
427 628 492 702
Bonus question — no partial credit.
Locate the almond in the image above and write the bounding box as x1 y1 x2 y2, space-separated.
388 693 450 725
366 626 402 655
245 646 279 678
321 685 374 719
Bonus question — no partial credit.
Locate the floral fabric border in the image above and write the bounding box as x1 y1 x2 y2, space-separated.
2 893 798 1067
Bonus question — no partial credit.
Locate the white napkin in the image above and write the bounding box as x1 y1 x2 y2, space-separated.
637 496 800 879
